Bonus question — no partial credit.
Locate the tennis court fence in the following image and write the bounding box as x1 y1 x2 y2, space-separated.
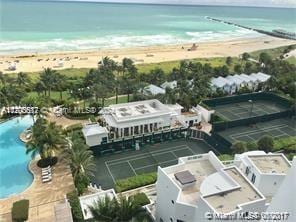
189 129 232 154
203 92 293 108
212 109 294 131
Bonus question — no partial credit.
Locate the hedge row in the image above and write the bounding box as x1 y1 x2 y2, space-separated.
66 191 84 222
64 113 93 120
115 172 157 193
12 199 29 222
64 123 83 133
210 114 227 124
130 193 150 206
274 136 296 152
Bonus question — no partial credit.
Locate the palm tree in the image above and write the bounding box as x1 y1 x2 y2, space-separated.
26 120 66 163
64 138 95 181
0 86 10 106
116 196 148 222
120 77 136 103
101 56 118 72
34 80 47 96
89 195 152 222
16 72 31 89
54 74 68 100
40 68 58 97
162 87 176 104
89 196 117 221
0 71 6 85
92 83 108 107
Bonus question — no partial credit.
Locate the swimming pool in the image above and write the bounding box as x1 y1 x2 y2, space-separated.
0 115 34 199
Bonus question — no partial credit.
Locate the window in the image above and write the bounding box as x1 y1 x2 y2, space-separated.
177 220 185 222
171 200 174 204
170 218 173 222
251 173 256 184
245 166 250 176
160 218 164 222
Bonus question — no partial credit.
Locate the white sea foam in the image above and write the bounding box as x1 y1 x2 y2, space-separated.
0 30 261 55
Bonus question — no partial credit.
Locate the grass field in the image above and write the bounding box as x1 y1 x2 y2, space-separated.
249 44 296 60
7 45 295 80
91 138 213 189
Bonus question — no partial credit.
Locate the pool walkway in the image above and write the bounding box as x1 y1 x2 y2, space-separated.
0 159 75 222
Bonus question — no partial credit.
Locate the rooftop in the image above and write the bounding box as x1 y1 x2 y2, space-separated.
82 123 108 136
249 154 291 174
164 154 219 205
101 99 172 124
142 84 165 95
160 152 265 214
204 167 263 213
161 80 177 89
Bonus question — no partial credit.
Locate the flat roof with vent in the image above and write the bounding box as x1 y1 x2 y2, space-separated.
101 99 173 125
204 167 264 214
174 170 196 185
249 154 291 174
160 152 265 213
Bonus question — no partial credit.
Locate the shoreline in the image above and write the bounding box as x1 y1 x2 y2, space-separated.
1 36 295 73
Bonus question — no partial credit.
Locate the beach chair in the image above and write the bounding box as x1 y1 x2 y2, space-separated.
42 176 52 183
42 174 52 180
41 167 51 176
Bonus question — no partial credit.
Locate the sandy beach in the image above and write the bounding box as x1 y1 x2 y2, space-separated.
0 36 295 74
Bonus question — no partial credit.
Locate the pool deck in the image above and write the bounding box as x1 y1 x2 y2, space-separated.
0 158 75 222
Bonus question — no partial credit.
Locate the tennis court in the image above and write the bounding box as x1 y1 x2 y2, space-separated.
214 100 288 121
91 139 213 189
218 117 296 144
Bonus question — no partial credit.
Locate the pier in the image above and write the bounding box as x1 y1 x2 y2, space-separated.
206 16 296 40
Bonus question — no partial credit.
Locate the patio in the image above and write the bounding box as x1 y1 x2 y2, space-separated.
0 158 74 222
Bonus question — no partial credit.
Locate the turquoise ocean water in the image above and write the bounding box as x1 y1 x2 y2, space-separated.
0 0 295 54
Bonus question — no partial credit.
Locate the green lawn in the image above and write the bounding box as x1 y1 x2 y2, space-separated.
8 44 295 79
249 44 296 60
83 95 130 107
137 57 238 74
285 56 296 65
28 91 72 101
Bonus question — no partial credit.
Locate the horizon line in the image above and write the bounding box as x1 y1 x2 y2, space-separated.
18 0 296 9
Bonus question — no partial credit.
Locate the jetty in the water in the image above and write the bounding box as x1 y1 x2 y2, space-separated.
205 16 296 40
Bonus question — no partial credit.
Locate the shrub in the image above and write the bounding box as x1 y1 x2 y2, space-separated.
210 114 226 123
75 173 90 195
64 123 83 133
273 136 296 152
246 141 258 151
11 199 29 222
257 135 274 153
89 115 97 123
231 141 246 154
64 112 92 120
115 172 157 192
218 154 234 161
130 193 150 206
67 191 84 222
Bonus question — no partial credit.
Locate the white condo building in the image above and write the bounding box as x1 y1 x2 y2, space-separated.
234 151 292 201
156 151 267 222
263 157 296 222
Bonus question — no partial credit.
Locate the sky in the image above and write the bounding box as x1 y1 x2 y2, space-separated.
63 0 296 8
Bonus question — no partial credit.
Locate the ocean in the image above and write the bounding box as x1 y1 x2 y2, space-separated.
0 0 295 54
